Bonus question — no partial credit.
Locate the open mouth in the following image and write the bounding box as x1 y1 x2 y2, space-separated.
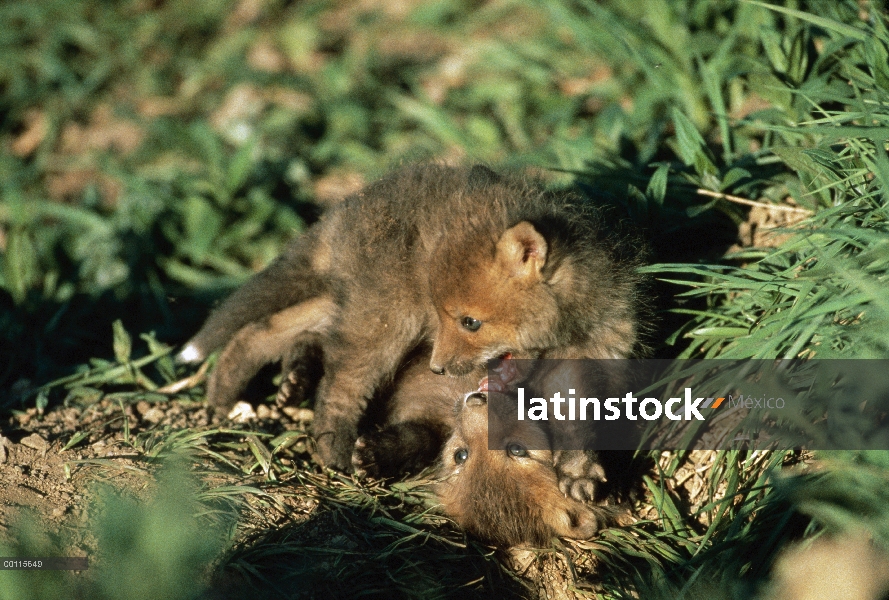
477 353 515 392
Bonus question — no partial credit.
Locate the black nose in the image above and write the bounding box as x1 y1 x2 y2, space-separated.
430 364 445 375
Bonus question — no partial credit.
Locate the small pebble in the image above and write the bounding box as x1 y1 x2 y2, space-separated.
228 401 257 423
142 407 165 424
20 433 49 454
282 407 314 423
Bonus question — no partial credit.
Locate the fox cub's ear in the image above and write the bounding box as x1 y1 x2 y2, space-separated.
496 221 547 281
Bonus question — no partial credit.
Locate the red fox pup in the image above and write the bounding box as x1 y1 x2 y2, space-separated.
436 391 608 547
179 164 643 499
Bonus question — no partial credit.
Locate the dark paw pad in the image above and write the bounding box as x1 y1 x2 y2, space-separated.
351 430 407 479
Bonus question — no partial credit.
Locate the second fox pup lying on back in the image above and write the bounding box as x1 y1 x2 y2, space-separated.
180 164 642 498
437 390 611 547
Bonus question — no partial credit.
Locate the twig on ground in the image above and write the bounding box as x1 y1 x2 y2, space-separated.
696 189 812 215
157 361 210 394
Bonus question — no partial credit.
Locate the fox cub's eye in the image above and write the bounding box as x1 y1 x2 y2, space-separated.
461 316 482 332
507 443 527 457
454 448 469 464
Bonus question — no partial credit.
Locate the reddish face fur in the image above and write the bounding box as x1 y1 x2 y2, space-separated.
435 392 601 547
429 222 559 376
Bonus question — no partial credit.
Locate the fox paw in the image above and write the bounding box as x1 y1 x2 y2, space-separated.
554 450 607 503
275 371 299 406
352 431 419 479
351 435 383 479
276 360 322 408
275 369 304 407
314 433 357 473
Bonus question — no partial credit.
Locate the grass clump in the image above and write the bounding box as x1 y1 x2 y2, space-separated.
635 1 889 359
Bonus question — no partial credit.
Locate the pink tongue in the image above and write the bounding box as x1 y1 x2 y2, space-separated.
477 376 507 393
476 354 517 392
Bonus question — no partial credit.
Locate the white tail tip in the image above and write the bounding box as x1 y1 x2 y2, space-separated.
176 344 203 364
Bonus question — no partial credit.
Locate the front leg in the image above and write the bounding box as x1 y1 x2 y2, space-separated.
311 293 429 471
312 347 413 471
535 359 620 502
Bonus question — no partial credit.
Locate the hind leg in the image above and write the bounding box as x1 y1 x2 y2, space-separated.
179 231 324 363
206 296 335 412
276 332 325 408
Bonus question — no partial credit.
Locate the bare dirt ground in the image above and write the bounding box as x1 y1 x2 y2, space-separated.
0 394 542 598
0 397 292 558
0 392 642 599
